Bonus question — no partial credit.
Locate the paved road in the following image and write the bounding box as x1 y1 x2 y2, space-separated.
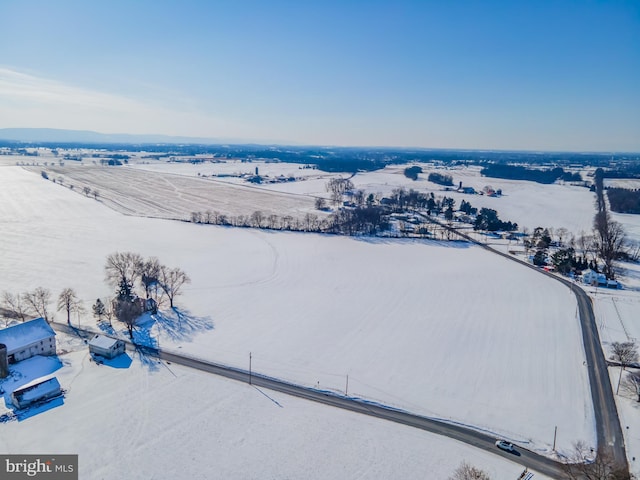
51 321 568 478
49 226 628 477
439 221 629 474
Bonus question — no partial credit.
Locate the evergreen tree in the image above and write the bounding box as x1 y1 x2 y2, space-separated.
92 298 106 322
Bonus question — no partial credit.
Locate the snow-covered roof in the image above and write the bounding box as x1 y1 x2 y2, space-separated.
0 318 55 353
88 334 120 350
13 376 60 402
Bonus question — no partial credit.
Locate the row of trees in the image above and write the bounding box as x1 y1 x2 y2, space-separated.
41 170 100 199
481 164 582 184
1 287 84 325
428 172 454 186
593 168 628 279
607 188 640 214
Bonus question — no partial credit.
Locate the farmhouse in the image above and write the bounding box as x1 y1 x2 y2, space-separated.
11 376 61 409
0 317 56 364
88 334 126 359
582 269 607 286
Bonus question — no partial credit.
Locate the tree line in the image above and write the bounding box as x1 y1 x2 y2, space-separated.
481 164 582 184
1 287 84 326
607 188 640 214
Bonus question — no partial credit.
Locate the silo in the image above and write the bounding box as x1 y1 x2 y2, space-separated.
0 343 7 378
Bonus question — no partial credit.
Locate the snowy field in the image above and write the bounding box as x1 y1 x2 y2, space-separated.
31 158 599 235
0 166 591 466
3 156 640 478
29 164 323 222
1 350 548 480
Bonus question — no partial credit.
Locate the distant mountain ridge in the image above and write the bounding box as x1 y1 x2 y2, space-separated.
0 128 234 145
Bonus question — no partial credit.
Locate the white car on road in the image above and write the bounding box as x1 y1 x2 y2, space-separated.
495 440 515 452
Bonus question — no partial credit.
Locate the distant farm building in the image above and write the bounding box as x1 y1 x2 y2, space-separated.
0 318 56 366
11 376 61 409
88 335 126 359
582 269 607 286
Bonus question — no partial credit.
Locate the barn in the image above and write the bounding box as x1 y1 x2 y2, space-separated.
0 317 56 364
88 334 126 359
11 376 61 409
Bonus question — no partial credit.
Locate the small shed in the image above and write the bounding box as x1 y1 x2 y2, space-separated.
0 317 56 364
11 376 61 409
88 335 126 359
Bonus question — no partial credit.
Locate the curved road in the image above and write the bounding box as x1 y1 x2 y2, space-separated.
49 226 628 478
445 222 628 473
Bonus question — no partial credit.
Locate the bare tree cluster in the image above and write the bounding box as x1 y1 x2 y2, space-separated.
326 177 354 205
563 441 631 480
592 168 628 279
1 287 53 323
104 252 191 337
448 462 491 480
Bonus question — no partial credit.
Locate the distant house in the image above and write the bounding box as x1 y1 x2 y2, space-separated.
461 187 476 194
88 335 126 359
582 269 607 286
138 297 158 314
0 317 56 364
11 376 61 409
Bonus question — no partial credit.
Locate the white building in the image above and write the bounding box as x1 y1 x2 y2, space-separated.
582 269 607 286
0 317 56 364
88 334 126 359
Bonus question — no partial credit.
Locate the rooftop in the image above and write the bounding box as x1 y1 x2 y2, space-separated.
0 318 55 353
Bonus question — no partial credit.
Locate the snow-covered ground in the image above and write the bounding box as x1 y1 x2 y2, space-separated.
1 350 547 480
0 165 588 476
130 161 598 234
2 158 640 478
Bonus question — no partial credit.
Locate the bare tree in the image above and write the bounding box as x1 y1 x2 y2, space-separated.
578 231 597 263
1 291 30 322
57 288 82 324
105 252 144 293
83 186 91 196
611 341 638 394
326 178 354 205
448 461 491 480
250 210 264 228
267 214 279 229
594 211 626 279
191 211 202 223
93 189 99 200
23 287 52 322
556 227 569 247
611 341 638 369
314 197 327 211
623 370 640 402
139 257 162 299
159 266 191 309
563 441 630 480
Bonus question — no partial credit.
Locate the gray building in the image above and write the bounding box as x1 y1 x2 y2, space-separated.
11 376 61 409
88 334 126 359
0 318 56 364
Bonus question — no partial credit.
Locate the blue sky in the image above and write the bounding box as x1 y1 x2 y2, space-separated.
0 0 639 151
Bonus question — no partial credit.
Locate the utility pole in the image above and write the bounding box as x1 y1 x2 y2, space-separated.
553 425 557 451
249 352 252 385
345 375 349 396
617 365 623 395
